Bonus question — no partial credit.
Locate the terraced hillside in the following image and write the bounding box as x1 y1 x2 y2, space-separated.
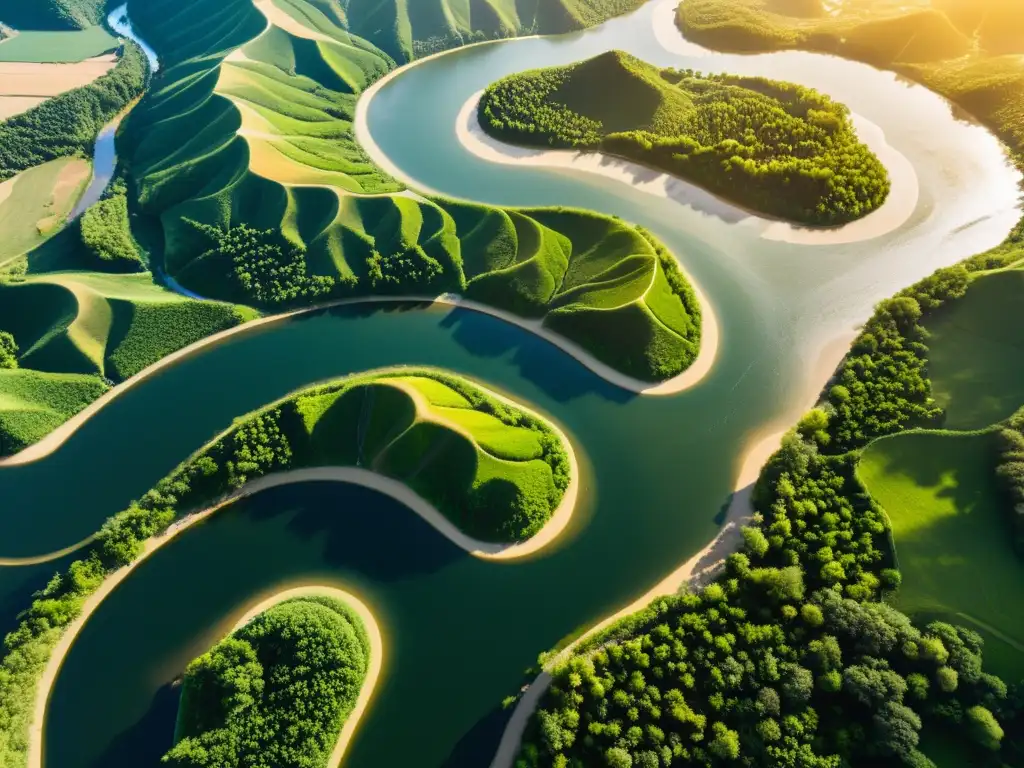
479 50 890 224
119 0 703 382
0 272 256 455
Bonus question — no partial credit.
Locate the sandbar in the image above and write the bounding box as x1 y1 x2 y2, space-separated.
458 91 918 246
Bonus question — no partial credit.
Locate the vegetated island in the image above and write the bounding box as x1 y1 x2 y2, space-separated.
0 366 573 768
477 50 890 225
164 593 373 768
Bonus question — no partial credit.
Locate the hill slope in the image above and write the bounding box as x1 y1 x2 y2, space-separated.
479 50 890 225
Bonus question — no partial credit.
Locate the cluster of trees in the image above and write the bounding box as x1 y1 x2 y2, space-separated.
187 222 338 308
0 45 147 181
0 366 572 765
78 181 145 272
996 407 1024 557
163 597 369 767
522 563 1006 767
0 331 17 369
518 167 1024 768
478 53 890 225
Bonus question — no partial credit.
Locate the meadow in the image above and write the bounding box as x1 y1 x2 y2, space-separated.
479 50 890 225
859 430 1024 681
925 267 1024 431
0 26 118 63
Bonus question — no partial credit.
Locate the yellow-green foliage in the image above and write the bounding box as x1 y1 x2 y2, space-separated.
480 50 890 224
677 0 972 65
0 368 108 455
79 194 144 271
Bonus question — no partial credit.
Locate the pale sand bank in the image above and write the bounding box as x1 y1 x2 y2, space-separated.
25 448 571 767
489 326 856 768
458 91 918 246
0 284 717 470
226 584 384 768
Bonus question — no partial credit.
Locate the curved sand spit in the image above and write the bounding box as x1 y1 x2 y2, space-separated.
489 327 856 768
24 434 574 768
29 583 384 768
457 91 918 246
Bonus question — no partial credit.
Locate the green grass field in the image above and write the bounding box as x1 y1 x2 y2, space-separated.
0 273 258 382
859 430 1024 680
0 367 108 455
924 269 1024 430
0 26 117 62
0 157 91 268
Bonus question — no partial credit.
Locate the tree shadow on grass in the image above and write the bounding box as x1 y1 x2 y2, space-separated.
238 481 465 581
90 682 180 768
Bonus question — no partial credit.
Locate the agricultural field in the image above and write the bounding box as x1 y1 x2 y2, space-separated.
0 26 118 62
479 50 890 224
859 430 1024 681
0 157 91 266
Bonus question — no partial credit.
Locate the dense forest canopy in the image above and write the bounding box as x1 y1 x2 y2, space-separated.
478 51 890 225
164 597 370 768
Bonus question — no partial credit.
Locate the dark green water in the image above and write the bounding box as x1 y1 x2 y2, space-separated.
1 0 1020 765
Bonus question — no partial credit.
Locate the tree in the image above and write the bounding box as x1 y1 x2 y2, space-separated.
708 722 740 760
0 332 17 369
966 706 1003 751
605 747 632 767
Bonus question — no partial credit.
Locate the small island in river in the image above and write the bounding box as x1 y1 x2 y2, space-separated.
478 50 890 226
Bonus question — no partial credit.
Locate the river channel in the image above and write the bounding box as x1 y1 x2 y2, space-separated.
1 0 1020 765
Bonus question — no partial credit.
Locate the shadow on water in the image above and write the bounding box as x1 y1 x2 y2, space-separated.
92 682 180 768
241 482 466 580
321 300 635 404
441 702 516 768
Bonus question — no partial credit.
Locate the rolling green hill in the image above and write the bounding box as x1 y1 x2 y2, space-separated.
118 0 703 383
0 0 105 31
0 272 257 456
479 50 890 225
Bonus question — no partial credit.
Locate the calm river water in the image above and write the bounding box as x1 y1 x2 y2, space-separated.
0 0 1019 765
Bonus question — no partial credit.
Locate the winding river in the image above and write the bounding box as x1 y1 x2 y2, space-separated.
1 1 1021 766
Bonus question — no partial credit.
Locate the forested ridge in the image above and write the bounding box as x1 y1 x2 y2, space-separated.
163 597 370 768
478 50 889 225
997 408 1024 558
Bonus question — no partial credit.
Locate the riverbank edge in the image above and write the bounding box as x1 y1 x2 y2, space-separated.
21 367 579 768
0 282 719 468
224 585 385 768
458 90 918 247
3 363 583 563
487 325 856 767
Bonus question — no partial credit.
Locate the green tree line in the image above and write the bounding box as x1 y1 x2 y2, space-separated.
0 43 147 181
